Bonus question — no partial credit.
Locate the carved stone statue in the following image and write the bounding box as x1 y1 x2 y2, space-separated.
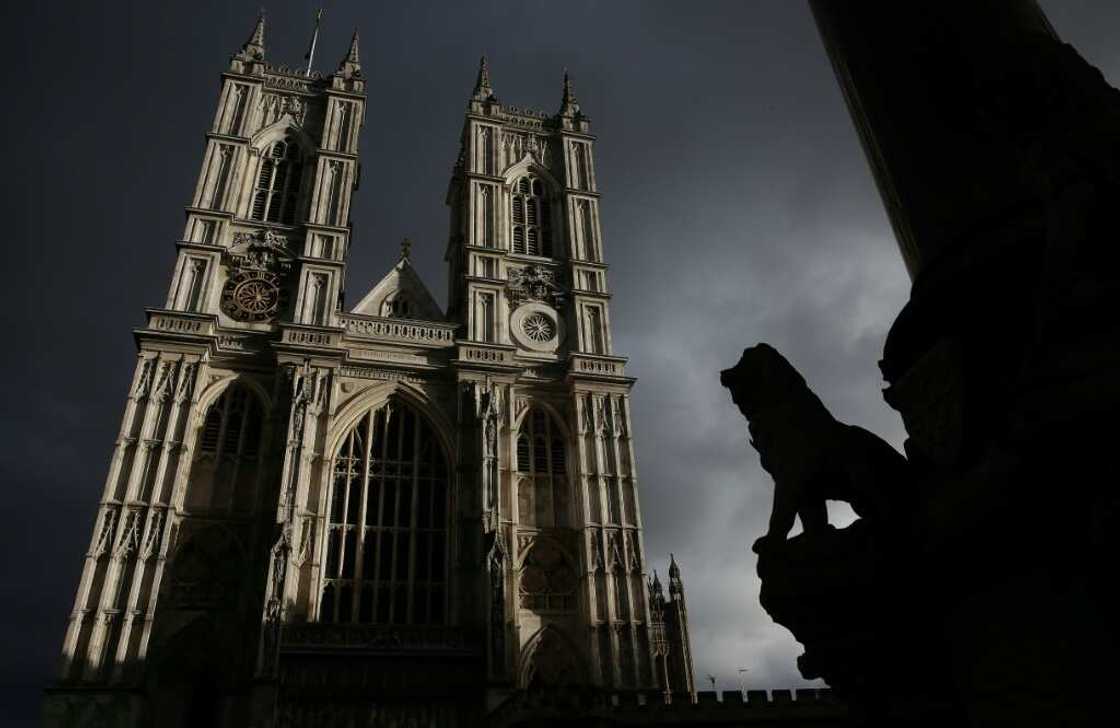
720 343 909 551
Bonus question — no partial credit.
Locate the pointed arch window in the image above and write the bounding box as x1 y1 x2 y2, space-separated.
515 408 568 528
189 383 266 513
320 399 449 625
251 139 304 224
511 176 552 257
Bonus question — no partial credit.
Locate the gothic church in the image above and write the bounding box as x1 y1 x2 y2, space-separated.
44 15 695 727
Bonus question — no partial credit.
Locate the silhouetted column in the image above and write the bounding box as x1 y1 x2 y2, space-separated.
809 0 1056 280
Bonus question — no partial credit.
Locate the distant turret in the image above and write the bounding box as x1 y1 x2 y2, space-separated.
558 70 581 118
648 557 696 700
338 29 362 79
472 55 496 102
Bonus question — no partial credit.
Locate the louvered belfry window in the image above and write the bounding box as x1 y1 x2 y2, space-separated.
320 400 449 625
251 139 303 224
511 176 552 257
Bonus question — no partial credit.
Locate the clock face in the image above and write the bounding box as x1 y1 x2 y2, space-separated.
221 270 281 323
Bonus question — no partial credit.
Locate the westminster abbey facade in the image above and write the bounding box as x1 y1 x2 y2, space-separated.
44 15 696 727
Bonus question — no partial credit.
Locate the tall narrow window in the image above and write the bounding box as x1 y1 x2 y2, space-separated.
336 101 354 153
578 200 597 261
574 143 591 191
511 176 552 257
180 259 208 312
477 186 495 248
251 139 304 224
323 161 345 226
475 292 495 343
320 400 450 625
227 85 249 135
208 145 234 211
306 273 328 325
479 127 494 175
585 306 605 354
189 384 265 513
515 409 568 528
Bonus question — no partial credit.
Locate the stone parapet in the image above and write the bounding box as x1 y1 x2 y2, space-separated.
340 314 458 347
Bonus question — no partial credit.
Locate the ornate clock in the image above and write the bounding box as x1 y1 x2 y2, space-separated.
222 269 281 322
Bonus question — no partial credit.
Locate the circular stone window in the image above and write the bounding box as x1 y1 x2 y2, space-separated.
522 312 556 342
510 302 563 352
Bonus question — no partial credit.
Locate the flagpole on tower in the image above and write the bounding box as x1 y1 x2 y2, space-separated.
304 8 323 76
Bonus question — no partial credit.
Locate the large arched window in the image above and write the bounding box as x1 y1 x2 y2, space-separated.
250 138 303 224
515 408 568 528
188 383 265 513
511 176 552 257
320 399 449 625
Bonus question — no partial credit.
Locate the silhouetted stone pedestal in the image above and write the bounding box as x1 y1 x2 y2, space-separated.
754 523 959 726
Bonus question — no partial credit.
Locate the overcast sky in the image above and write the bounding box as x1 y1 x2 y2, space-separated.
4 0 1119 722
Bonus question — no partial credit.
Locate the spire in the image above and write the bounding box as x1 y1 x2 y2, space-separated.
337 28 362 78
668 553 684 598
345 29 361 65
472 55 495 102
558 68 581 117
236 10 266 62
399 237 412 261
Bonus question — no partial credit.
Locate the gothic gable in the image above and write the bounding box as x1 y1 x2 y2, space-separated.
350 256 444 321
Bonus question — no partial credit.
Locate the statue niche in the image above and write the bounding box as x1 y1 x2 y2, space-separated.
719 343 910 551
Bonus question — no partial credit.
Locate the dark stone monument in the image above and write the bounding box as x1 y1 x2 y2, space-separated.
722 1 1120 725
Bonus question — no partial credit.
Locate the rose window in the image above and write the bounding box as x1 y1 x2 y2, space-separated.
522 312 556 342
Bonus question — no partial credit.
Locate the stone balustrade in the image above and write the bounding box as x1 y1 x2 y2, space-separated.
145 309 215 336
455 342 518 367
280 327 341 347
340 314 458 347
569 353 629 378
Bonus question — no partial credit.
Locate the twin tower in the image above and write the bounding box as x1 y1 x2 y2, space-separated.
45 14 694 727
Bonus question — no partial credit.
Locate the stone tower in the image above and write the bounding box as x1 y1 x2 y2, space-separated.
649 556 697 701
45 20 684 726
446 57 662 700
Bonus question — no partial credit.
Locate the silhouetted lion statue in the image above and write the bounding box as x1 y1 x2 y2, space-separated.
720 343 910 552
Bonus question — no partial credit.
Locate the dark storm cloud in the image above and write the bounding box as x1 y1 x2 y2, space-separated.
4 0 1120 720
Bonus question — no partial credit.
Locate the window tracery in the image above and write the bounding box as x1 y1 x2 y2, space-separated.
320 400 449 625
251 139 304 224
519 540 576 612
515 408 568 527
189 383 265 512
511 176 552 257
